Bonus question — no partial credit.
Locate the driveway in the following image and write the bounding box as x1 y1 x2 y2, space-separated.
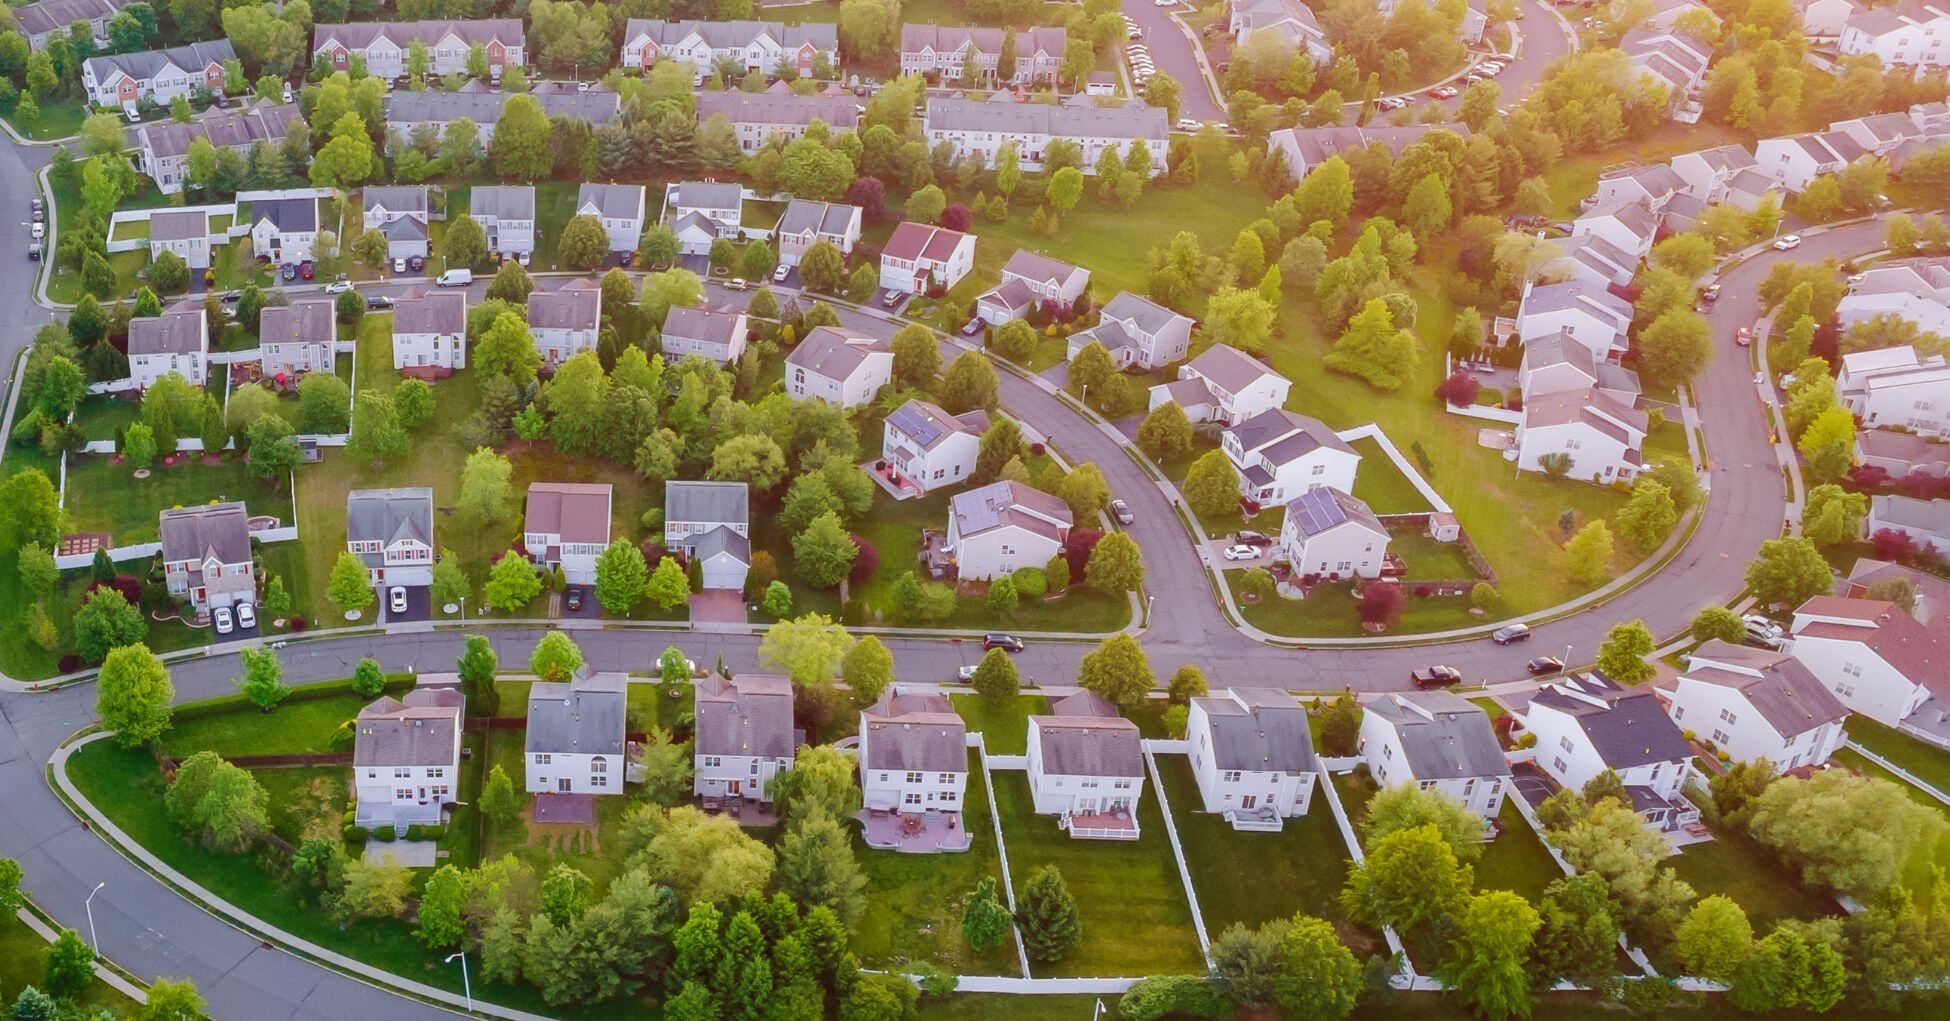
377 585 431 625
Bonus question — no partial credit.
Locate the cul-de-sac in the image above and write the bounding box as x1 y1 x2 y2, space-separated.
0 0 1947 1016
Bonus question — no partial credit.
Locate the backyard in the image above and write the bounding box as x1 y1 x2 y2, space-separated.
62 454 296 545
951 693 1050 755
1668 820 1843 930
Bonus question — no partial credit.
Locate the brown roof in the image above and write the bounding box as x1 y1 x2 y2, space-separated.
1845 558 1950 624
158 501 250 566
524 482 612 544
861 685 967 772
1794 596 1950 696
1683 640 1849 736
694 674 798 759
883 221 970 264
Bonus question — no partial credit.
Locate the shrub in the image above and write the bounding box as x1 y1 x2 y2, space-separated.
1013 566 1047 598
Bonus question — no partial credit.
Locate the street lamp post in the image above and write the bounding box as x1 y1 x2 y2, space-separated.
1562 644 1573 676
446 951 472 1012
85 882 105 956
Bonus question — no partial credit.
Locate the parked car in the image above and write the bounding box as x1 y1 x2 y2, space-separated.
408 255 425 273
390 587 408 614
1411 665 1463 688
983 633 1025 652
773 264 791 282
1735 326 1753 347
281 263 297 281
27 242 41 261
236 602 256 630
1221 544 1260 561
1491 623 1532 645
1234 530 1274 548
1175 117 1201 131
436 268 472 287
324 280 354 295
1773 234 1801 250
958 664 979 681
392 257 407 273
299 261 315 280
880 290 903 308
213 606 234 635
1112 499 1134 524
566 587 583 611
1700 283 1721 303
1742 614 1786 648
1526 656 1565 676
367 294 395 309
30 222 43 239
220 290 242 303
724 277 748 291
961 318 983 336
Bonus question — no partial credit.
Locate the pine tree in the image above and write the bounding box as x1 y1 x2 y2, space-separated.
1015 866 1081 962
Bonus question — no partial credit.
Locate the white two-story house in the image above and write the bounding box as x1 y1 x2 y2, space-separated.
1790 594 1950 740
1223 409 1360 506
900 24 1065 84
354 681 465 829
1514 388 1648 484
1065 291 1193 372
127 304 208 389
363 185 431 261
158 501 254 614
1279 485 1390 581
524 482 611 586
1753 130 1869 192
665 480 750 591
1149 345 1292 426
858 685 972 851
693 84 860 154
785 327 892 408
575 183 647 254
391 288 468 376
527 278 602 367
1840 0 1950 68
1027 691 1145 839
1663 641 1849 772
620 19 837 77
526 670 628 795
1359 691 1511 818
346 488 435 590
881 399 990 495
246 194 318 267
470 185 536 262
1516 673 1698 832
977 250 1090 325
1186 687 1317 830
775 199 862 266
258 298 336 379
693 674 799 805
1516 279 1635 361
1838 261 1950 342
923 94 1169 175
661 306 750 365
148 209 212 271
943 480 1071 581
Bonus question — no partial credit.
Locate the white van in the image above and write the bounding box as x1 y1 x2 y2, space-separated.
436 269 473 287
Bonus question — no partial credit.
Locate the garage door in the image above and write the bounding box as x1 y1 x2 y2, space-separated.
701 553 747 591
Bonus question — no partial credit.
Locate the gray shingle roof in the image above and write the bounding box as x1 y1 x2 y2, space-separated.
861 685 966 772
345 487 433 567
694 525 749 565
576 183 644 221
1000 249 1085 290
885 399 988 450
902 23 1065 58
1032 695 1142 777
1530 674 1692 769
391 288 466 335
694 85 860 131
1183 344 1278 395
624 18 837 52
470 185 535 222
694 674 797 759
1098 290 1190 336
526 671 627 756
127 305 205 357
355 687 463 767
313 18 524 53
949 480 1072 541
663 306 744 348
666 480 748 525
1227 408 1353 460
785 326 888 379
776 199 859 239
15 0 123 37
1369 692 1509 781
158 501 251 566
148 208 208 243
527 278 602 330
85 40 234 88
138 101 301 159
1683 641 1850 736
672 180 742 211
365 186 429 216
251 196 318 233
1193 688 1315 773
926 95 1168 143
259 298 335 347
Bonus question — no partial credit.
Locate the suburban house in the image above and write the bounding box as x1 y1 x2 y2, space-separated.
1663 641 1849 771
352 682 465 829
525 671 628 795
943 480 1072 580
1222 408 1360 505
899 24 1066 83
1515 279 1635 360
1515 387 1647 483
1148 344 1292 426
1571 200 1661 262
1831 110 1945 154
346 488 436 590
620 18 837 77
82 40 233 109
1838 258 1950 337
693 83 859 153
311 19 526 79
667 180 743 255
1544 233 1640 290
1839 0 1950 67
390 288 468 375
527 278 603 367
1857 428 1950 479
1753 130 1869 191
879 221 977 294
1670 144 1762 203
1620 27 1714 105
1589 164 1687 217
1026 692 1146 840
665 480 751 591
1789 595 1950 742
127 303 208 389
881 399 990 495
159 501 254 615
922 95 1169 175
857 685 972 851
1867 494 1950 554
1278 485 1390 581
1359 691 1511 818
1063 291 1194 371
1844 558 1950 620
575 183 648 254
1518 332 1643 404
385 84 621 146
1804 0 1864 37
692 674 799 805
1228 0 1332 62
1516 673 1698 832
785 327 892 407
246 194 319 266
257 298 336 379
147 209 212 271
661 306 750 364
362 186 431 261
523 482 612 586
1838 344 1950 435
17 0 127 50
976 250 1091 325
470 185 536 261
774 199 862 266
1645 0 1722 30
1375 0 1489 40
1264 123 1468 183
1185 688 1317 829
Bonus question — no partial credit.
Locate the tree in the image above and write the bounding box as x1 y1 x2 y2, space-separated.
166 751 269 852
95 644 173 748
1183 450 1241 517
1438 892 1540 1021
1016 865 1081 962
1638 308 1714 390
150 250 190 293
1614 479 1677 552
962 877 1012 953
1798 405 1857 484
1674 895 1753 983
1532 873 1619 987
792 512 858 589
905 184 947 224
776 812 869 927
1366 785 1484 862
1596 620 1655 684
1563 520 1613 586
842 636 893 704
529 632 584 682
594 539 647 615
1204 288 1276 355
348 388 407 467
73 586 146 662
416 864 468 949
940 350 1000 413
122 422 158 470
1690 605 1747 644
1746 770 1941 900
328 551 375 618
1136 401 1193 461
136 978 206 1021
1802 483 1867 548
458 448 514 521
1086 532 1143 593
1745 536 1831 609
1077 634 1152 711
556 215 612 272
889 324 940 385
236 647 289 711
484 551 542 612
42 931 94 998
490 93 553 180
442 213 487 269
1341 824 1472 937
1324 298 1419 390
709 433 788 492
797 241 846 294
645 556 690 611
0 470 63 552
1047 167 1085 216
970 647 1020 700
1403 173 1453 237
479 765 521 824
758 614 855 685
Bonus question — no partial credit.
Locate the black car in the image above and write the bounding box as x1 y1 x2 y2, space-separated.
1491 623 1532 645
220 290 242 303
1233 530 1274 548
565 587 583 611
408 255 425 272
1526 656 1565 676
1411 665 1464 689
367 294 395 310
983 633 1025 653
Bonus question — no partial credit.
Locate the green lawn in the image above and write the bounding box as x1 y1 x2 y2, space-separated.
1845 717 1950 795
1391 530 1482 583
161 686 388 759
1669 823 1842 930
63 453 295 545
952 693 1049 755
853 751 1020 974
0 906 137 1013
3 96 89 141
475 728 641 891
991 769 1205 977
46 157 176 305
1235 572 1481 638
69 393 142 444
1347 436 1433 514
108 217 152 241
1474 800 1562 903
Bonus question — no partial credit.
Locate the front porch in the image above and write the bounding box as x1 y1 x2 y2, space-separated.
854 807 973 853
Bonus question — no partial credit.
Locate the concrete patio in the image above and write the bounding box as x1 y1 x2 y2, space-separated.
855 808 973 853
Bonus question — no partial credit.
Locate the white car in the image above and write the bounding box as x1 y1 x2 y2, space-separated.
324 280 354 294
1154 0 1174 6
213 606 234 635
773 264 791 282
390 587 408 614
392 257 408 273
958 664 979 681
1221 544 1260 561
1773 234 1802 250
236 602 256 629
31 222 44 239
1175 117 1201 131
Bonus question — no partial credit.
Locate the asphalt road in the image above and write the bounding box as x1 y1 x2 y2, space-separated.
1122 0 1225 123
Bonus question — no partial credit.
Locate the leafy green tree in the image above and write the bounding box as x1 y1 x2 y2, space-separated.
940 350 1000 413
1341 824 1472 937
971 647 1019 700
1673 895 1753 983
1077 634 1152 711
792 511 857 588
1564 520 1614 586
555 214 611 272
1637 308 1714 390
74 586 146 662
1137 401 1193 461
529 632 584 681
962 876 1012 953
95 644 173 747
1745 536 1831 609
645 556 690 611
889 324 940 385
137 978 207 1021
122 422 158 470
489 93 553 180
484 551 542 612
539 864 593 926
776 811 868 927
1690 605 1746 644
480 765 521 823
1746 769 1941 900
1614 479 1677 551
1438 891 1541 1021
594 539 648 615
1269 914 1361 1020
758 614 854 686
1085 531 1143 592
1801 483 1867 548
416 865 468 949
1015 865 1081 962
1325 297 1419 390
1365 785 1484 862
1531 873 1619 986
1798 405 1856 484
442 213 488 269
327 551 375 618
842 635 893 704
42 931 94 997
1183 450 1242 517
237 647 290 711
1596 620 1655 684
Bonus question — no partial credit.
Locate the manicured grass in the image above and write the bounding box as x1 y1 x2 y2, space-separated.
1390 530 1481 582
162 692 373 759
952 693 1049 755
1645 416 1689 467
3 96 89 140
1347 436 1433 514
1474 800 1562 903
1235 572 1481 638
0 905 136 1013
852 751 1020 974
1845 716 1950 796
259 767 352 844
919 995 1112 1021
990 769 1205 977
1668 823 1842 930
63 453 295 544
475 729 640 891
109 217 152 241
46 158 175 305
69 393 142 444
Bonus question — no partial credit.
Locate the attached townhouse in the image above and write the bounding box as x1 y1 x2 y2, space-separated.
665 480 751 591
246 194 319 266
943 480 1072 580
1789 595 1950 742
527 278 603 367
693 674 799 805
1149 344 1292 426
258 298 336 379
693 83 859 153
137 101 302 194
1868 493 1950 554
1801 0 1862 37
391 288 468 376
470 185 536 261
1831 110 1946 154
881 399 990 495
362 185 430 261
1518 332 1643 405
1063 291 1193 371
1857 428 1950 479
1753 130 1870 191
1644 0 1722 31
1027 691 1146 839
1544 233 1641 291
1185 687 1317 830
312 19 526 79
1619 27 1713 105
353 682 465 829
1515 387 1647 483
1840 0 1950 67
1517 673 1699 833
127 302 208 389
976 250 1090 325
1279 485 1390 581
661 305 750 365
1589 163 1688 215
1516 278 1635 361
83 40 232 110
1838 258 1950 338
922 94 1170 175
1843 558 1950 618
16 0 126 50
1359 691 1511 818
1669 144 1761 203
525 670 629 795
385 83 621 148
147 208 212 271
621 19 837 77
575 183 648 254
158 501 254 615
1664 641 1849 771
1571 199 1660 262
774 199 862 266
1838 344 1950 435
1222 408 1360 505
346 487 436 590
858 685 973 851
900 24 1066 84
784 326 893 407
1264 123 1469 183
1228 0 1333 63
523 482 612 586
879 221 977 294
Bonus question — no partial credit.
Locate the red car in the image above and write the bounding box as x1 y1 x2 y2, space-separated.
299 261 315 281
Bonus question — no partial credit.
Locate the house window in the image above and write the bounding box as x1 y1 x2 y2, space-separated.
430 785 449 798
1382 744 1393 760
703 756 721 767
1711 729 1730 745
592 774 608 788
534 753 551 765
1718 708 1738 725
1552 756 1567 773
904 792 922 805
395 788 414 800
940 791 957 804
938 773 953 783
906 771 924 783
592 758 608 773
395 767 411 778
1673 705 1686 720
1558 736 1573 753
428 767 444 778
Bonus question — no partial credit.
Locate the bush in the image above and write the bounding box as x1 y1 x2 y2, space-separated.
1119 975 1229 1021
343 825 369 842
1013 566 1047 598
404 823 447 840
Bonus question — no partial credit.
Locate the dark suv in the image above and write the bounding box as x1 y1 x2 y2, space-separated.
982 633 1025 653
